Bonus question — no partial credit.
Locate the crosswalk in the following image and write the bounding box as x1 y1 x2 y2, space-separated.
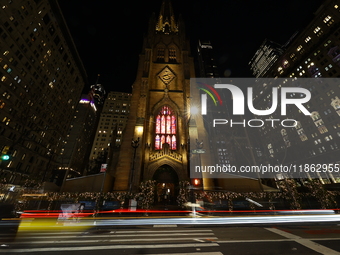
0 227 223 254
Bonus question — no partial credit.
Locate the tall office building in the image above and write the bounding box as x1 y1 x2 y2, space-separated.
89 80 106 106
0 0 87 188
53 93 97 185
196 40 267 191
88 91 131 174
249 39 284 78
197 40 219 78
250 0 340 185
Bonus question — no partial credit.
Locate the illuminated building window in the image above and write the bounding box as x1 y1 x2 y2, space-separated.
311 111 328 134
281 129 291 147
305 36 312 43
2 116 10 125
313 26 323 37
325 135 333 142
283 59 289 67
267 143 274 157
331 96 340 116
295 121 308 141
154 105 177 150
324 40 331 48
323 15 333 26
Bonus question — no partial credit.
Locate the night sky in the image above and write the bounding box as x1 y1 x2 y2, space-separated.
58 0 325 94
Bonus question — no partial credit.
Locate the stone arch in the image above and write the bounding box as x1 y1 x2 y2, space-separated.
145 158 185 181
152 164 179 205
153 164 179 183
151 96 182 119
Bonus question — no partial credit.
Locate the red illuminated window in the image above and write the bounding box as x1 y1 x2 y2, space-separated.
155 106 177 150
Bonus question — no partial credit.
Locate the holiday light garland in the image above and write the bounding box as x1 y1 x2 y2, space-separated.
8 178 340 212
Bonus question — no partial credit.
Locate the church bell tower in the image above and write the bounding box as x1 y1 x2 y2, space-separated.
112 0 196 193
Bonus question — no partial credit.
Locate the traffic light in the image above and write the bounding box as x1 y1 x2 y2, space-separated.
1 154 10 160
193 178 200 186
1 146 11 161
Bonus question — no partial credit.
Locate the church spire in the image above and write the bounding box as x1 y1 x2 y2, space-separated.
155 0 178 34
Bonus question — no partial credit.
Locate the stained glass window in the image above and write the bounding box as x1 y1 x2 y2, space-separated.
171 115 176 134
161 116 165 133
155 135 160 150
156 115 161 133
166 116 171 134
155 105 177 150
171 135 176 150
161 135 165 145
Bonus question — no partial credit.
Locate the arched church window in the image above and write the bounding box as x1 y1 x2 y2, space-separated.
155 105 177 150
169 48 176 63
157 48 165 62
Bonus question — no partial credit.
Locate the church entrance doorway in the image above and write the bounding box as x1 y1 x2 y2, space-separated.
152 165 179 206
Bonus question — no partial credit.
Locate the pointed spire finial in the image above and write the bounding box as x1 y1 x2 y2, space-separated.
156 0 178 34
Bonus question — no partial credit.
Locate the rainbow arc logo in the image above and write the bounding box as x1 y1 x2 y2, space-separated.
197 82 223 106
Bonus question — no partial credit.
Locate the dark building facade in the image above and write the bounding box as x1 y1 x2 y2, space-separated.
250 0 340 185
0 0 87 189
54 93 97 186
196 41 267 191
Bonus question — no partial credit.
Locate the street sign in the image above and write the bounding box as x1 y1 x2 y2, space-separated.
100 164 107 172
191 149 206 154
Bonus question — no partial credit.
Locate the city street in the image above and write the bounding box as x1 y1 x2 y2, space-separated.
1 214 340 255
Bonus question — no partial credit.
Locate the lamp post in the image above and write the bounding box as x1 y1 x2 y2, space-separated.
129 137 140 193
41 149 53 183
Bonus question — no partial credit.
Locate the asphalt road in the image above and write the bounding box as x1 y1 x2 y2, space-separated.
1 215 340 255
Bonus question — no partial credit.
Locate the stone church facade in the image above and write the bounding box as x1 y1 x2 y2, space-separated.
112 0 196 195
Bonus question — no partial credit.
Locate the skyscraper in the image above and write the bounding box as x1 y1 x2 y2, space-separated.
0 0 87 189
250 0 340 185
197 40 220 78
249 39 284 78
196 40 267 191
88 91 131 175
54 93 97 186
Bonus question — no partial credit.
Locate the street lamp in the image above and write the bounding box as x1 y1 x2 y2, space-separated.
41 149 54 183
129 137 140 193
